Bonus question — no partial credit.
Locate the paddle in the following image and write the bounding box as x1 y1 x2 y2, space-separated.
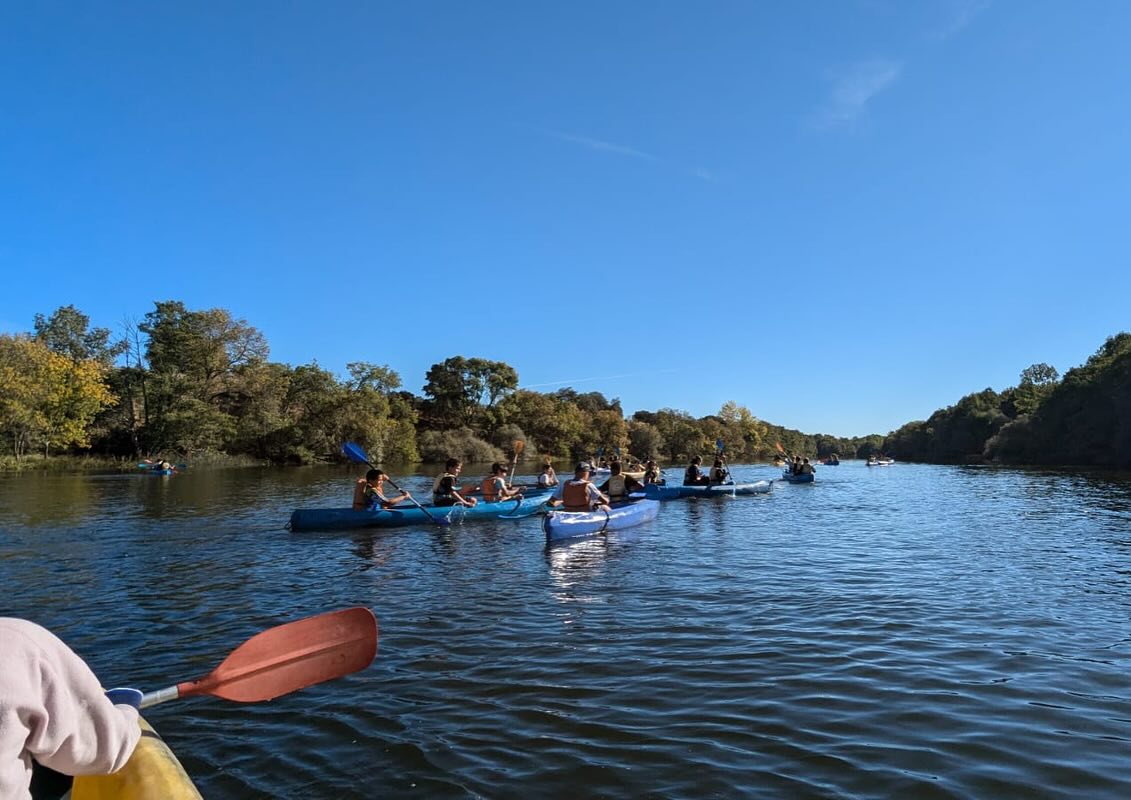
341 442 451 526
508 440 524 486
139 607 378 709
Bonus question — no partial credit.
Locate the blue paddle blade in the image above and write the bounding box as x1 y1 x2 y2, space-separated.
341 442 371 465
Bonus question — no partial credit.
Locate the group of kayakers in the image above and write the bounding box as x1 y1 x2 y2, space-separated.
683 455 731 486
784 455 816 476
351 454 679 515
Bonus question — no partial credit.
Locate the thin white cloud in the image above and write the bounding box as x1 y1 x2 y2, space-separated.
814 58 903 129
540 128 658 162
933 0 990 40
523 368 681 390
538 127 717 181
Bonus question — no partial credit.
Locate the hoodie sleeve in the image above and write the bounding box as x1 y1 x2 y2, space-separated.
2 619 140 782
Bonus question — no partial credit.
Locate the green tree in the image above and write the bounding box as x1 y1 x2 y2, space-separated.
422 356 518 429
33 305 126 365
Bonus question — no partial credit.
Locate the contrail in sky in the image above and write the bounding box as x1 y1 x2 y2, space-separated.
522 368 681 390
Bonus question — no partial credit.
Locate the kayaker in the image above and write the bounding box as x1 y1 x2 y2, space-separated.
537 462 558 488
432 459 478 507
709 458 731 484
0 618 142 799
800 458 816 475
481 462 523 503
643 459 664 485
598 461 644 501
353 469 412 511
683 456 711 486
547 463 609 511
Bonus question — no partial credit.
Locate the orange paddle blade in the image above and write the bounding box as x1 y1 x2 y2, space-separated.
177 607 378 703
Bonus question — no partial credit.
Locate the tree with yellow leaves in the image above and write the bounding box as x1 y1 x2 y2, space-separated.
0 335 115 458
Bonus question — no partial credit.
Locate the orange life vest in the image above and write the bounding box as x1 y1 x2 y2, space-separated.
562 480 593 511
352 478 369 511
481 476 505 502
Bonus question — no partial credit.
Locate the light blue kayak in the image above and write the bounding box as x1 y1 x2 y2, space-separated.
289 489 552 531
644 481 772 500
543 498 660 542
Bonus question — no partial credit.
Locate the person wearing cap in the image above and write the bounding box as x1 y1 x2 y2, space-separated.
598 461 645 502
548 463 609 512
480 462 523 503
643 459 665 486
683 455 711 486
353 468 412 511
432 459 478 507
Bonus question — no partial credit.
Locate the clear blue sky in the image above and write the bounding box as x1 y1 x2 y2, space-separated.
2 1 1128 437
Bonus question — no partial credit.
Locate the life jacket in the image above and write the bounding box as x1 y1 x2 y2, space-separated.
562 480 593 512
606 474 627 499
433 473 458 504
353 478 370 511
481 476 505 502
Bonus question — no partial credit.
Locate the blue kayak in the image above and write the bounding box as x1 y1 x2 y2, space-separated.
645 481 772 499
543 498 660 542
289 489 552 531
780 471 814 483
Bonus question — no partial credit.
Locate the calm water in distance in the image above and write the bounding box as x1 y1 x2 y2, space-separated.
3 461 1131 799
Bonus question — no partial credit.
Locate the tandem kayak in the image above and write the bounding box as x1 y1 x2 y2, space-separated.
644 481 773 500
543 498 660 542
780 471 815 483
71 716 201 799
289 489 553 531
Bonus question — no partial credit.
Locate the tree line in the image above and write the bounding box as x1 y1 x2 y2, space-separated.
0 302 877 466
883 333 1131 468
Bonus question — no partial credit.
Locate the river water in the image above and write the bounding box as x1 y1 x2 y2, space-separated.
3 461 1131 799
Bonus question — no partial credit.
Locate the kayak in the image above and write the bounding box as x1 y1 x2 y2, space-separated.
780 471 815 483
644 481 772 499
71 715 201 799
543 498 660 542
867 459 895 467
289 489 553 531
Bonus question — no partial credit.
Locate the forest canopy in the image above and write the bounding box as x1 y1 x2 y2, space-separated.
1 303 1127 468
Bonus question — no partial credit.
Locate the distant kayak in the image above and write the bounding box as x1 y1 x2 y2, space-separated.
543 498 660 542
866 459 895 467
645 481 772 500
780 471 815 483
290 489 552 531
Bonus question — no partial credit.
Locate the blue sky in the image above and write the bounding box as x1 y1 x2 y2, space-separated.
2 1 1128 437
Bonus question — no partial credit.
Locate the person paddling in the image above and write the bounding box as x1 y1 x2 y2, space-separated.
537 462 559 488
643 459 665 486
353 468 412 511
598 461 644 502
709 457 731 485
480 462 523 503
683 456 711 486
432 459 478 508
1 618 142 799
548 463 609 512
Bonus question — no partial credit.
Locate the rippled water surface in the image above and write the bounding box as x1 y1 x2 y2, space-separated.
3 462 1131 798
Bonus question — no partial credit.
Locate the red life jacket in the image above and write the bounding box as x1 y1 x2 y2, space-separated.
562 480 592 511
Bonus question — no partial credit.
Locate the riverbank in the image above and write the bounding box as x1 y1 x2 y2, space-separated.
0 452 267 473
